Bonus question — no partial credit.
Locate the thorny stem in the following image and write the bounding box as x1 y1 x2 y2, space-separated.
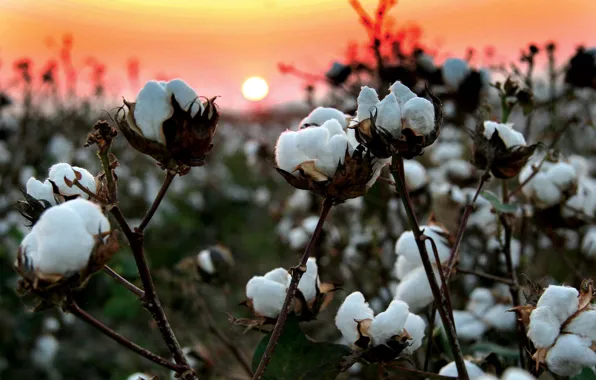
138 170 176 231
455 267 515 286
65 299 185 373
391 155 469 380
252 197 334 380
103 265 145 298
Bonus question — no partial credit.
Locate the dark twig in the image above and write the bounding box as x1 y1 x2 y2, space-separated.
103 265 145 298
391 155 469 380
456 267 515 286
65 299 185 373
252 197 334 380
138 170 176 231
72 179 102 202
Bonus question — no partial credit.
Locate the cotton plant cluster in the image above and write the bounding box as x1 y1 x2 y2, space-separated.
519 154 578 209
439 361 535 380
335 292 425 356
521 284 596 376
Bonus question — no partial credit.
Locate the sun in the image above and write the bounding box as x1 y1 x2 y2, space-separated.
242 76 269 102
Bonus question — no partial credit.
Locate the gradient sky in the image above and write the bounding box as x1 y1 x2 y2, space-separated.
1 0 595 109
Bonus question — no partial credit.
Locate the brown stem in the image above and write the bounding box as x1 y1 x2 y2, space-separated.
423 304 438 371
65 299 185 373
252 197 334 380
391 155 469 380
138 170 176 231
455 267 515 286
103 265 145 298
98 148 118 203
72 179 102 202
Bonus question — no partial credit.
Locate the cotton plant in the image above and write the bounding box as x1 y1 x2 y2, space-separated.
518 283 596 376
335 292 426 360
393 224 451 311
299 106 349 129
176 245 235 285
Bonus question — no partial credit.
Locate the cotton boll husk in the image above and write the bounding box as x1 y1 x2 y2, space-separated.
467 288 495 315
403 160 428 191
527 306 562 348
395 226 450 267
389 81 416 107
374 93 402 136
263 267 291 287
294 126 329 161
501 368 536 380
402 97 435 136
31 334 59 368
356 86 380 122
26 177 56 205
394 256 419 281
197 250 215 274
134 80 173 144
563 309 596 340
439 360 485 378
545 334 596 377
483 304 516 331
453 310 488 340
245 277 287 318
300 107 348 129
536 285 579 324
165 79 202 117
394 265 439 311
335 292 375 345
369 300 410 346
298 258 319 301
275 131 310 174
61 198 109 238
402 313 426 354
442 58 471 91
546 162 577 190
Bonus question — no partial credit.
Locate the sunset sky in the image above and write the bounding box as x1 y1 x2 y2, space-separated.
1 0 595 109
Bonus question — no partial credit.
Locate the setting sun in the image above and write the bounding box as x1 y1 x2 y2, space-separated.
242 76 269 102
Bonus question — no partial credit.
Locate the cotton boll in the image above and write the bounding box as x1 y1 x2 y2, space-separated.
581 227 596 257
369 300 410 346
546 162 577 190
467 288 495 315
197 249 215 274
134 80 173 143
442 58 471 91
563 309 596 340
245 276 288 318
335 292 375 345
31 334 59 369
389 81 416 107
300 107 348 128
374 93 402 136
165 79 202 117
263 267 291 287
501 368 536 380
403 160 428 191
530 173 562 207
48 163 96 199
316 133 348 177
394 265 439 311
527 306 562 348
275 131 310 174
483 304 516 332
395 226 450 267
127 373 152 380
545 334 596 377
402 97 435 136
295 126 329 161
439 360 485 378
453 310 488 340
286 190 312 213
402 313 426 354
429 142 465 164
61 198 110 238
394 256 419 280
47 134 74 162
536 285 579 324
482 121 526 148
298 258 319 301
569 155 590 178
322 118 346 137
356 86 380 122
26 177 56 205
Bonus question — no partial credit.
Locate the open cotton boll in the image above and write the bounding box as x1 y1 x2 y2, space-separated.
402 97 435 136
394 265 439 311
48 163 96 199
197 249 215 274
315 133 349 177
403 160 428 191
429 142 465 164
546 162 577 190
300 107 348 128
298 258 319 301
563 309 596 340
395 226 450 267
527 306 562 348
335 292 375 345
467 288 495 315
528 173 562 208
442 58 471 90
439 360 485 378
453 310 488 340
356 86 380 122
546 334 596 377
403 312 426 354
275 131 311 174
165 79 202 117
536 285 579 324
263 267 291 287
389 81 416 107
369 300 410 346
482 121 526 148
61 199 109 238
26 177 56 205
581 227 596 257
134 80 173 144
569 155 590 178
374 93 402 136
501 368 536 380
245 276 288 318
394 256 419 280
288 227 309 250
127 373 152 380
483 304 516 331
295 126 330 161
31 334 59 369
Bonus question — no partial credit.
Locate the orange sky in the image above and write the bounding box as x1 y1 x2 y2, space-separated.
1 0 595 109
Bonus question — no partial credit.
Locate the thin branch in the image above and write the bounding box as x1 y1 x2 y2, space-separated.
391 155 469 380
138 170 176 231
423 304 437 371
103 265 145 298
252 197 334 380
65 299 185 373
72 179 102 202
456 267 515 286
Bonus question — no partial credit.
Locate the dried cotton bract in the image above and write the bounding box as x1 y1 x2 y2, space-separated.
350 82 441 159
119 79 218 171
